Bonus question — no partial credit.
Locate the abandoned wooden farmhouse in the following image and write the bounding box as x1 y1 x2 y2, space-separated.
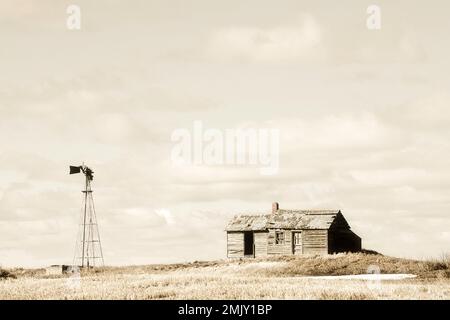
225 202 361 258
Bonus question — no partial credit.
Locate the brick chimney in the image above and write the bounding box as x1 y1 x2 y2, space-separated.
272 202 279 214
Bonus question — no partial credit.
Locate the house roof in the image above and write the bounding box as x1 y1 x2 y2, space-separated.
225 209 343 231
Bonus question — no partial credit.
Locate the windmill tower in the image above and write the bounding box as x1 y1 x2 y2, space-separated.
70 164 104 268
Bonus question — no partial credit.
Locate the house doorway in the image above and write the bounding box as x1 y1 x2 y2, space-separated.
244 231 254 256
292 231 302 254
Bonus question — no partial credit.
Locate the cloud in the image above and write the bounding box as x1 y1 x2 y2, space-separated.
0 0 37 20
381 92 450 131
398 35 427 62
155 208 175 225
280 113 394 152
206 15 321 62
355 34 428 64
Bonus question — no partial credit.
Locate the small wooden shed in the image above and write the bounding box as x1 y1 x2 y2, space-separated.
225 202 361 258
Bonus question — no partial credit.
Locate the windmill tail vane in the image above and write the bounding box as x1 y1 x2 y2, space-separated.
70 164 104 268
70 165 94 181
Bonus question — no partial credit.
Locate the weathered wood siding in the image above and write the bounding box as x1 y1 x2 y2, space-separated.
267 229 293 255
254 232 268 257
267 229 328 255
302 229 328 254
227 232 244 258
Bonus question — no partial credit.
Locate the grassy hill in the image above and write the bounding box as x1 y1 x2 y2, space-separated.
1 253 450 299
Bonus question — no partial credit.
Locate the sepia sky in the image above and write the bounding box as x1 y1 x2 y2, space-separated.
1 0 450 267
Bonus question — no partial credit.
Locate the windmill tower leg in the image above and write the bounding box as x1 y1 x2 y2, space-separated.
81 175 88 268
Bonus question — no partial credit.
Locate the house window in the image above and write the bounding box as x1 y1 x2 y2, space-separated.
275 231 285 244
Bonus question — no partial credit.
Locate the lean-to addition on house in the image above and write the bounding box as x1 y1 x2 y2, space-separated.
225 203 361 258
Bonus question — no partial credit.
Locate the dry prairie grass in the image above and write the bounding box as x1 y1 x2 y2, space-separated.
261 252 450 279
1 253 449 300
